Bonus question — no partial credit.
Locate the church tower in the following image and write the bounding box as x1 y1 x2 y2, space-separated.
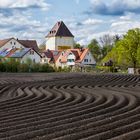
45 21 74 51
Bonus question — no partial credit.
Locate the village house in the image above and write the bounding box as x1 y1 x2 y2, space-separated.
41 48 96 68
42 21 96 68
0 38 41 63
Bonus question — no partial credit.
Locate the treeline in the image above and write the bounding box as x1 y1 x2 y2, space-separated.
102 28 140 71
75 28 140 72
74 34 120 62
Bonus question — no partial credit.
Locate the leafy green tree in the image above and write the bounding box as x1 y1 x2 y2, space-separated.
74 42 81 49
88 39 101 62
102 28 140 72
119 28 140 70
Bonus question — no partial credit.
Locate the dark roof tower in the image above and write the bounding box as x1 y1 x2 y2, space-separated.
46 21 74 38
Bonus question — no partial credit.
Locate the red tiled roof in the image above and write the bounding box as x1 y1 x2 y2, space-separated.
78 48 89 62
61 50 71 63
46 21 74 38
44 50 53 58
43 48 89 64
43 50 62 63
70 48 89 63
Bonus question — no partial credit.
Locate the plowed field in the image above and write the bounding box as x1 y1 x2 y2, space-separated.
0 73 140 140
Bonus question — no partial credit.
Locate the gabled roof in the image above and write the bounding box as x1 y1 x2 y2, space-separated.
0 47 42 58
18 39 39 52
46 21 74 38
43 48 90 64
43 50 62 63
0 38 39 52
70 48 89 63
0 38 14 48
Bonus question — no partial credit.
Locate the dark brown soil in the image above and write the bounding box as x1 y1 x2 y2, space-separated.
0 73 140 140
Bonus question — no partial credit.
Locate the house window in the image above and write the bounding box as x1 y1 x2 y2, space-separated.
14 42 16 45
67 59 74 62
30 50 34 55
84 59 88 62
59 59 61 62
10 42 12 45
33 59 35 63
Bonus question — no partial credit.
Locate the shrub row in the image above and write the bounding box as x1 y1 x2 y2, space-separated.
0 60 55 73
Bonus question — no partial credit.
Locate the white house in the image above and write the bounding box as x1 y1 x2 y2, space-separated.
45 21 74 51
0 38 41 63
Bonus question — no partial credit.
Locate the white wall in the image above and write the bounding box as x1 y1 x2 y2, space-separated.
40 53 50 64
0 38 25 51
66 53 75 66
46 37 56 50
45 37 74 51
21 50 41 63
81 51 96 65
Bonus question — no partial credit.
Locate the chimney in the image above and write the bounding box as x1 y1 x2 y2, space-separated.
58 21 61 26
80 47 83 52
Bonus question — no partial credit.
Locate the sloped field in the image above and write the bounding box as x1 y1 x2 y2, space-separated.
0 73 140 140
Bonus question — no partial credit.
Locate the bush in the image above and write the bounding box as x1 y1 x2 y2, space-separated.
55 66 71 72
0 59 55 73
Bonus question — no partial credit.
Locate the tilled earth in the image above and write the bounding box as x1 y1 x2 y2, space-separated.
0 73 140 140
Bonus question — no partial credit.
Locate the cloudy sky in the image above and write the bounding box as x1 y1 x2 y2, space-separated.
0 0 140 45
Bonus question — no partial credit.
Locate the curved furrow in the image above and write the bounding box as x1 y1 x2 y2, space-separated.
0 74 140 139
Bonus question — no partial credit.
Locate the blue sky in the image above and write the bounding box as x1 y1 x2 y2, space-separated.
0 0 140 45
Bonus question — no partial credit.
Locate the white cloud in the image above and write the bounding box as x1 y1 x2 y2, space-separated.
0 10 49 44
0 0 50 10
83 18 103 25
111 15 140 33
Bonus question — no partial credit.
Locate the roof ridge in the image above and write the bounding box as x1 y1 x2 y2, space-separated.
46 21 74 38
